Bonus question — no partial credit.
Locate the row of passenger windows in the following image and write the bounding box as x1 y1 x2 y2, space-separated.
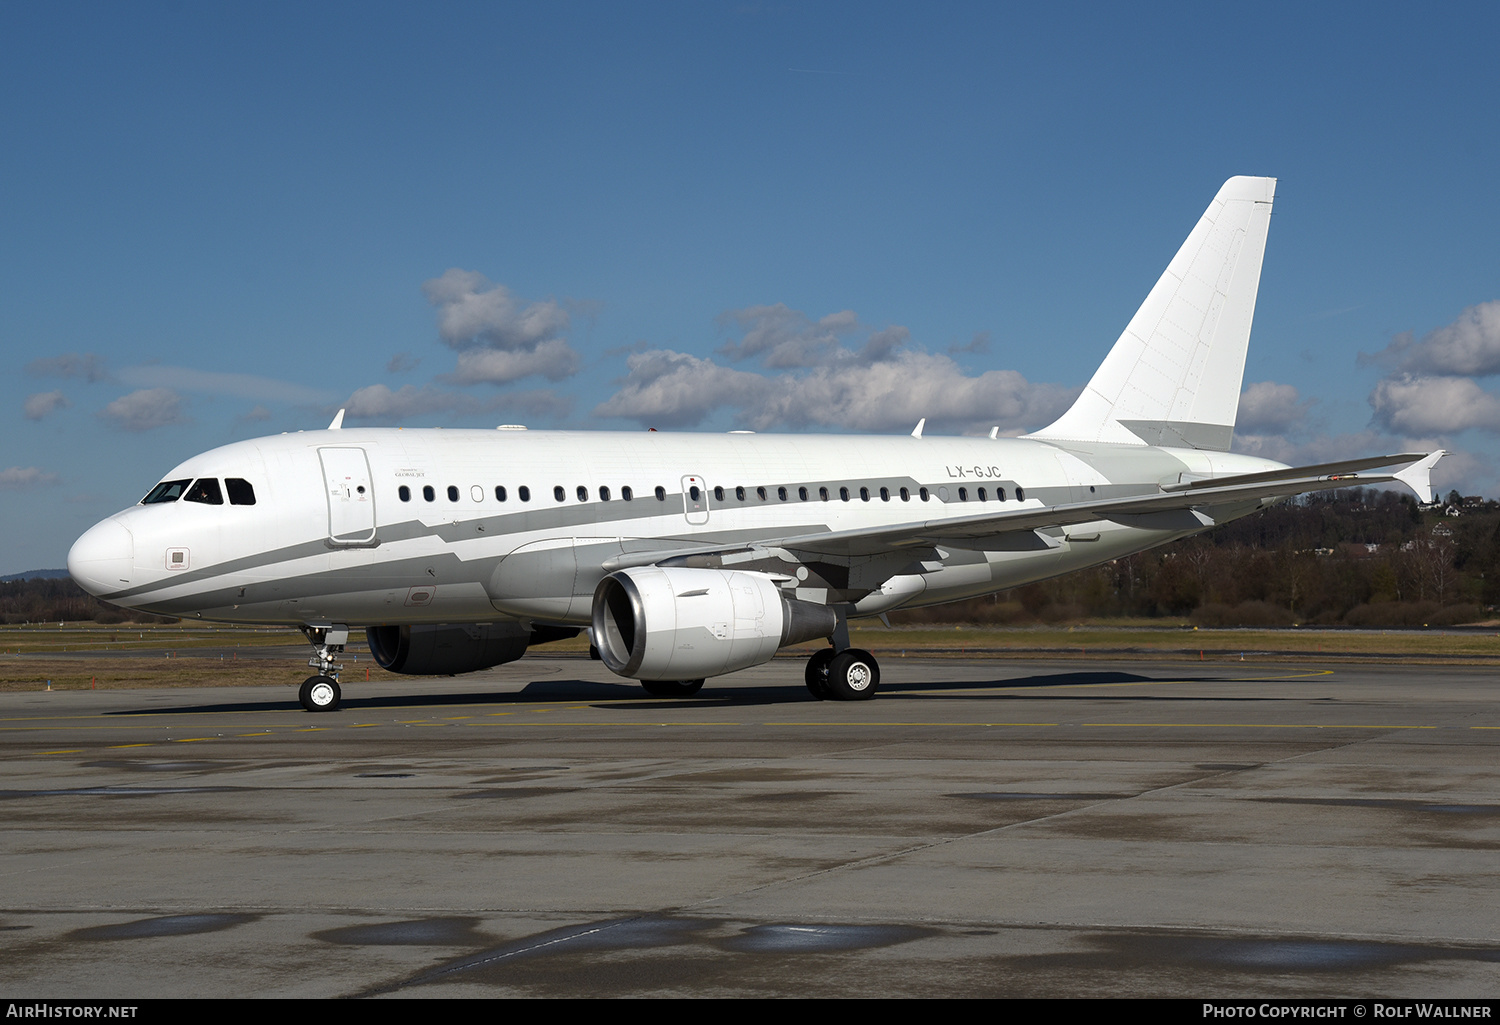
397 482 1025 504
141 477 257 506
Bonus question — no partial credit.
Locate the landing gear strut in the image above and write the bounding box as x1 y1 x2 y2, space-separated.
298 624 348 712
804 616 880 701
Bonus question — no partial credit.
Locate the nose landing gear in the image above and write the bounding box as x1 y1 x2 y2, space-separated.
298 624 348 712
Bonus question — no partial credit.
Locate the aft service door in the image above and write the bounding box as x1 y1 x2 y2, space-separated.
319 447 376 544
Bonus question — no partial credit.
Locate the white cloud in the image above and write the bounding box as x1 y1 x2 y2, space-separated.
1235 381 1312 435
116 365 336 405
593 351 771 428
446 338 581 384
420 269 583 386
100 388 189 431
23 390 69 420
1365 301 1500 377
26 353 107 381
0 466 59 489
1368 375 1500 435
423 269 571 350
594 346 1073 434
716 304 860 368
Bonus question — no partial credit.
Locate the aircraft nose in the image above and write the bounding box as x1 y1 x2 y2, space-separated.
68 519 135 597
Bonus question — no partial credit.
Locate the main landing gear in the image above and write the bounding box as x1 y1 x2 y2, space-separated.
805 646 880 701
298 624 348 712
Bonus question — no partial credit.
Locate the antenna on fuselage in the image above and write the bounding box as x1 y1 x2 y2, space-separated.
910 418 925 439
327 409 345 430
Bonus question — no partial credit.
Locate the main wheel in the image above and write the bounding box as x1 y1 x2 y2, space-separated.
826 649 879 701
640 679 705 697
804 648 835 700
299 675 342 712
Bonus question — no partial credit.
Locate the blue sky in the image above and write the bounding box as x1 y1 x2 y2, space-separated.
3 1 1499 573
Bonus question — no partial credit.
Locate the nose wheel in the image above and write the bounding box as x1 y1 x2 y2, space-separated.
299 675 342 712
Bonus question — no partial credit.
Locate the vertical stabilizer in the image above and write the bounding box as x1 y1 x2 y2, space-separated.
1027 176 1276 449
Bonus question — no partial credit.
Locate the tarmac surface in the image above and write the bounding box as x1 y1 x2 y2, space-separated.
2 653 1498 998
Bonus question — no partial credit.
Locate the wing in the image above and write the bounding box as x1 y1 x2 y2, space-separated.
602 451 1445 568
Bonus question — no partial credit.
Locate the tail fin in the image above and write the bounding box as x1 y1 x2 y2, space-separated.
1027 176 1276 450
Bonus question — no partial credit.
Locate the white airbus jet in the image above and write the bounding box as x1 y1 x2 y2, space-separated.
68 177 1443 711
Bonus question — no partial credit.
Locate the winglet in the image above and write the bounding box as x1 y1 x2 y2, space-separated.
328 409 345 430
1392 450 1446 503
911 418 925 439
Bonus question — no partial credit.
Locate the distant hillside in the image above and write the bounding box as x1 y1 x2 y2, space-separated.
0 568 70 583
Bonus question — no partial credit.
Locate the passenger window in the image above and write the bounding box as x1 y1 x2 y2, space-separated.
689 485 701 501
519 486 531 502
423 485 435 502
879 487 889 501
735 486 745 501
399 485 411 502
978 487 987 502
1016 486 1026 501
997 487 1006 501
447 485 460 502
226 478 256 505
655 486 666 501
958 487 968 501
496 486 507 502
900 487 910 501
622 486 633 501
577 485 588 501
819 487 830 501
919 487 930 501
714 486 724 502
860 487 870 502
839 487 849 502
776 487 786 501
142 478 192 504
600 486 611 501
185 478 223 505
554 486 566 502
799 487 808 501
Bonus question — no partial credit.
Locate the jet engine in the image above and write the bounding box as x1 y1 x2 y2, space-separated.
366 622 531 675
591 566 837 681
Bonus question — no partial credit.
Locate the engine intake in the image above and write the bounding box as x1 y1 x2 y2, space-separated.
592 567 836 681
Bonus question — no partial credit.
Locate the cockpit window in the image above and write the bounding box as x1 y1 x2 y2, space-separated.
226 478 256 505
142 479 192 504
184 478 224 505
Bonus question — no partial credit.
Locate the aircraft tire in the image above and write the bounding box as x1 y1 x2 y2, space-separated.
299 675 342 712
640 679 705 697
826 649 879 701
804 648 835 700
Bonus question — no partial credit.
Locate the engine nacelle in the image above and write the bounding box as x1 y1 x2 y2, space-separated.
366 622 531 675
591 567 837 681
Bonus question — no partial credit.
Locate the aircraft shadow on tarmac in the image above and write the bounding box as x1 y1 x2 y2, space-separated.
100 668 1302 716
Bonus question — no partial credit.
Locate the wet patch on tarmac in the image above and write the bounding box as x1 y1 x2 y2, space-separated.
366 915 933 996
1003 931 1500 977
69 914 257 941
313 917 489 946
721 923 930 953
354 773 414 778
